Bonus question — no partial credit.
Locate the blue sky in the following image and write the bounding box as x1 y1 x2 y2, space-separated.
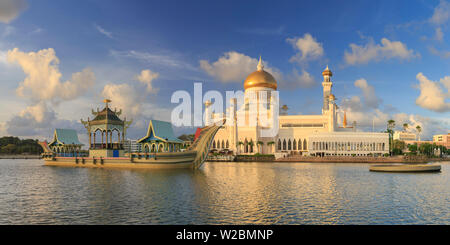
0 0 449 142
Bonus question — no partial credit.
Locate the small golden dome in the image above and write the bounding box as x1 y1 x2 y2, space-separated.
329 94 336 101
322 65 332 77
243 56 277 90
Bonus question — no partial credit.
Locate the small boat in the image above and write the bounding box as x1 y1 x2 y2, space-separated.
369 164 441 172
39 119 225 170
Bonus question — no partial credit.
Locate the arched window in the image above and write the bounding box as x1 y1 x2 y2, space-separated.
222 140 225 149
303 139 307 150
298 139 302 150
226 140 229 149
151 144 156 153
283 139 286 150
278 139 281 150
288 139 292 150
213 141 216 148
293 139 297 150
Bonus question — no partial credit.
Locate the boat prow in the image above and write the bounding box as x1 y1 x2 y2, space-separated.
369 164 441 173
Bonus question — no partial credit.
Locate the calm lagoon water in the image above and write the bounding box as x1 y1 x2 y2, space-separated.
0 159 449 225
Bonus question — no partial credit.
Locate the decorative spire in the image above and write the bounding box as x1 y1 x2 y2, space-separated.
257 55 264 71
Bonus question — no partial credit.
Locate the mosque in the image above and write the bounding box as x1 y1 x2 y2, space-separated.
205 57 389 157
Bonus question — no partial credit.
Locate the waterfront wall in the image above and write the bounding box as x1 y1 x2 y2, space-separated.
275 155 447 163
0 155 41 159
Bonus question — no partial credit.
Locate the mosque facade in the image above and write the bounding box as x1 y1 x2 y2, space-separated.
205 57 389 157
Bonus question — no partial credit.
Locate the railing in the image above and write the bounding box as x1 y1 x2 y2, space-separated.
90 143 123 150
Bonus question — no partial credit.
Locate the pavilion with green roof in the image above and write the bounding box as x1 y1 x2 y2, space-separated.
48 128 83 157
137 120 184 153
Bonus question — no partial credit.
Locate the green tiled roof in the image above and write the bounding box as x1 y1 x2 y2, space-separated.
138 120 183 143
50 128 83 145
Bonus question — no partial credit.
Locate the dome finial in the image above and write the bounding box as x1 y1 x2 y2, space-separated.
257 55 264 71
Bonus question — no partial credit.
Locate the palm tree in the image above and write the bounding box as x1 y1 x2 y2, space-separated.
416 125 422 141
248 140 255 153
257 141 264 154
402 123 408 132
387 119 395 155
267 141 275 153
238 141 244 154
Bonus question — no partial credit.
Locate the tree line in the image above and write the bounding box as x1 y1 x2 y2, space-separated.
0 136 43 155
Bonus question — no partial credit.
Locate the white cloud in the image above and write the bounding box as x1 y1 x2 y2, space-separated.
0 0 27 23
354 78 382 108
110 50 197 71
287 33 324 64
429 0 450 25
199 51 281 83
94 24 113 39
344 38 418 65
280 69 316 89
135 69 159 93
7 48 95 103
415 72 450 112
435 27 444 41
429 46 450 58
101 83 143 118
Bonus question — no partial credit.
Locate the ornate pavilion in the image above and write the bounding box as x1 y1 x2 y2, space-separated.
137 120 184 153
48 128 83 157
81 99 132 157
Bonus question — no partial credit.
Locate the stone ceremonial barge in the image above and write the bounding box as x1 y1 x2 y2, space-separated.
39 100 224 169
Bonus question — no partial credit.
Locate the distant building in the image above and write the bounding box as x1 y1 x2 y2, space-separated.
124 139 142 153
48 128 83 156
433 133 450 148
393 131 417 141
137 120 184 152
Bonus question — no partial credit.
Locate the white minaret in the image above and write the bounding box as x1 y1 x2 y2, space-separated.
322 65 333 113
204 100 212 126
327 94 337 132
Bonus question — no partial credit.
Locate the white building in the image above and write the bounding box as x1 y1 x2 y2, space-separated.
124 139 142 153
205 57 389 157
393 131 417 141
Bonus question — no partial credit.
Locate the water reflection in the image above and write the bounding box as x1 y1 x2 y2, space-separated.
0 160 449 224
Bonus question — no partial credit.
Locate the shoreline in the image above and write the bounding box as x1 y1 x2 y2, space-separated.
0 155 41 159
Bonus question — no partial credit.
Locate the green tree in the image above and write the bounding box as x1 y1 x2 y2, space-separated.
416 125 422 141
392 139 405 155
402 123 408 132
387 119 395 155
408 143 418 154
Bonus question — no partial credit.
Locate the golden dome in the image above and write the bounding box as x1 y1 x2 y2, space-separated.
243 56 277 90
322 65 332 77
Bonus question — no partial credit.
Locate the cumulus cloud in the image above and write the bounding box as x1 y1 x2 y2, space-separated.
354 78 382 108
7 48 95 103
199 51 281 83
338 74 449 139
344 38 418 65
0 0 27 23
135 69 159 93
429 0 450 25
6 102 56 137
100 82 173 139
287 33 324 64
101 83 143 118
415 72 450 112
280 69 316 89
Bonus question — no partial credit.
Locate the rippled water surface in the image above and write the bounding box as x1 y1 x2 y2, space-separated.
0 159 449 224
